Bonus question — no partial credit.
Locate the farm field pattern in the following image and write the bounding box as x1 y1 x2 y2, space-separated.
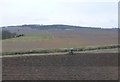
2 29 118 52
2 25 118 80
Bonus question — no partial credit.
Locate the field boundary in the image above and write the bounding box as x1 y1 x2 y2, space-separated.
1 52 68 58
2 44 119 57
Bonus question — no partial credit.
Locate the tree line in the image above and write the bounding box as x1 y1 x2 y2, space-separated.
2 30 24 40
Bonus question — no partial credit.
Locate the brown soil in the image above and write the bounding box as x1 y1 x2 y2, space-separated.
2 53 118 80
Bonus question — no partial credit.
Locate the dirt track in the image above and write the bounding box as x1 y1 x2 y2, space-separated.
2 53 118 80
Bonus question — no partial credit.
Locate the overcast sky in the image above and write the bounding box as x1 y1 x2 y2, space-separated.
0 0 119 28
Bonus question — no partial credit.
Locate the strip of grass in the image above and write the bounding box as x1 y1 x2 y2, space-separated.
2 44 119 56
2 48 68 56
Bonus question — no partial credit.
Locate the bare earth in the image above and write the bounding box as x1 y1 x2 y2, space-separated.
2 53 118 80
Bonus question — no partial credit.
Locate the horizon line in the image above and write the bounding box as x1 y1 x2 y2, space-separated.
0 24 118 29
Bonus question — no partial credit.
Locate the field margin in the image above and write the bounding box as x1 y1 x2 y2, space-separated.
2 44 119 57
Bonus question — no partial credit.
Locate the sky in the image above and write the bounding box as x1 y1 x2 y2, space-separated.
0 0 119 28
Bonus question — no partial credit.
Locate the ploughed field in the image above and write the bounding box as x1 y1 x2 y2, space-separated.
2 30 118 52
2 53 118 80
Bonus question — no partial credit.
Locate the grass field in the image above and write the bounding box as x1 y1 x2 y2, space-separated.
2 30 118 54
3 33 53 42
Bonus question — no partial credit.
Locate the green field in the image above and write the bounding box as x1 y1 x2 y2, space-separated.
3 33 53 42
2 29 118 55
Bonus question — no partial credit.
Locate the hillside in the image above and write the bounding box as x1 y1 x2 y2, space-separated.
2 30 17 40
2 24 118 52
2 24 118 30
1 24 118 35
